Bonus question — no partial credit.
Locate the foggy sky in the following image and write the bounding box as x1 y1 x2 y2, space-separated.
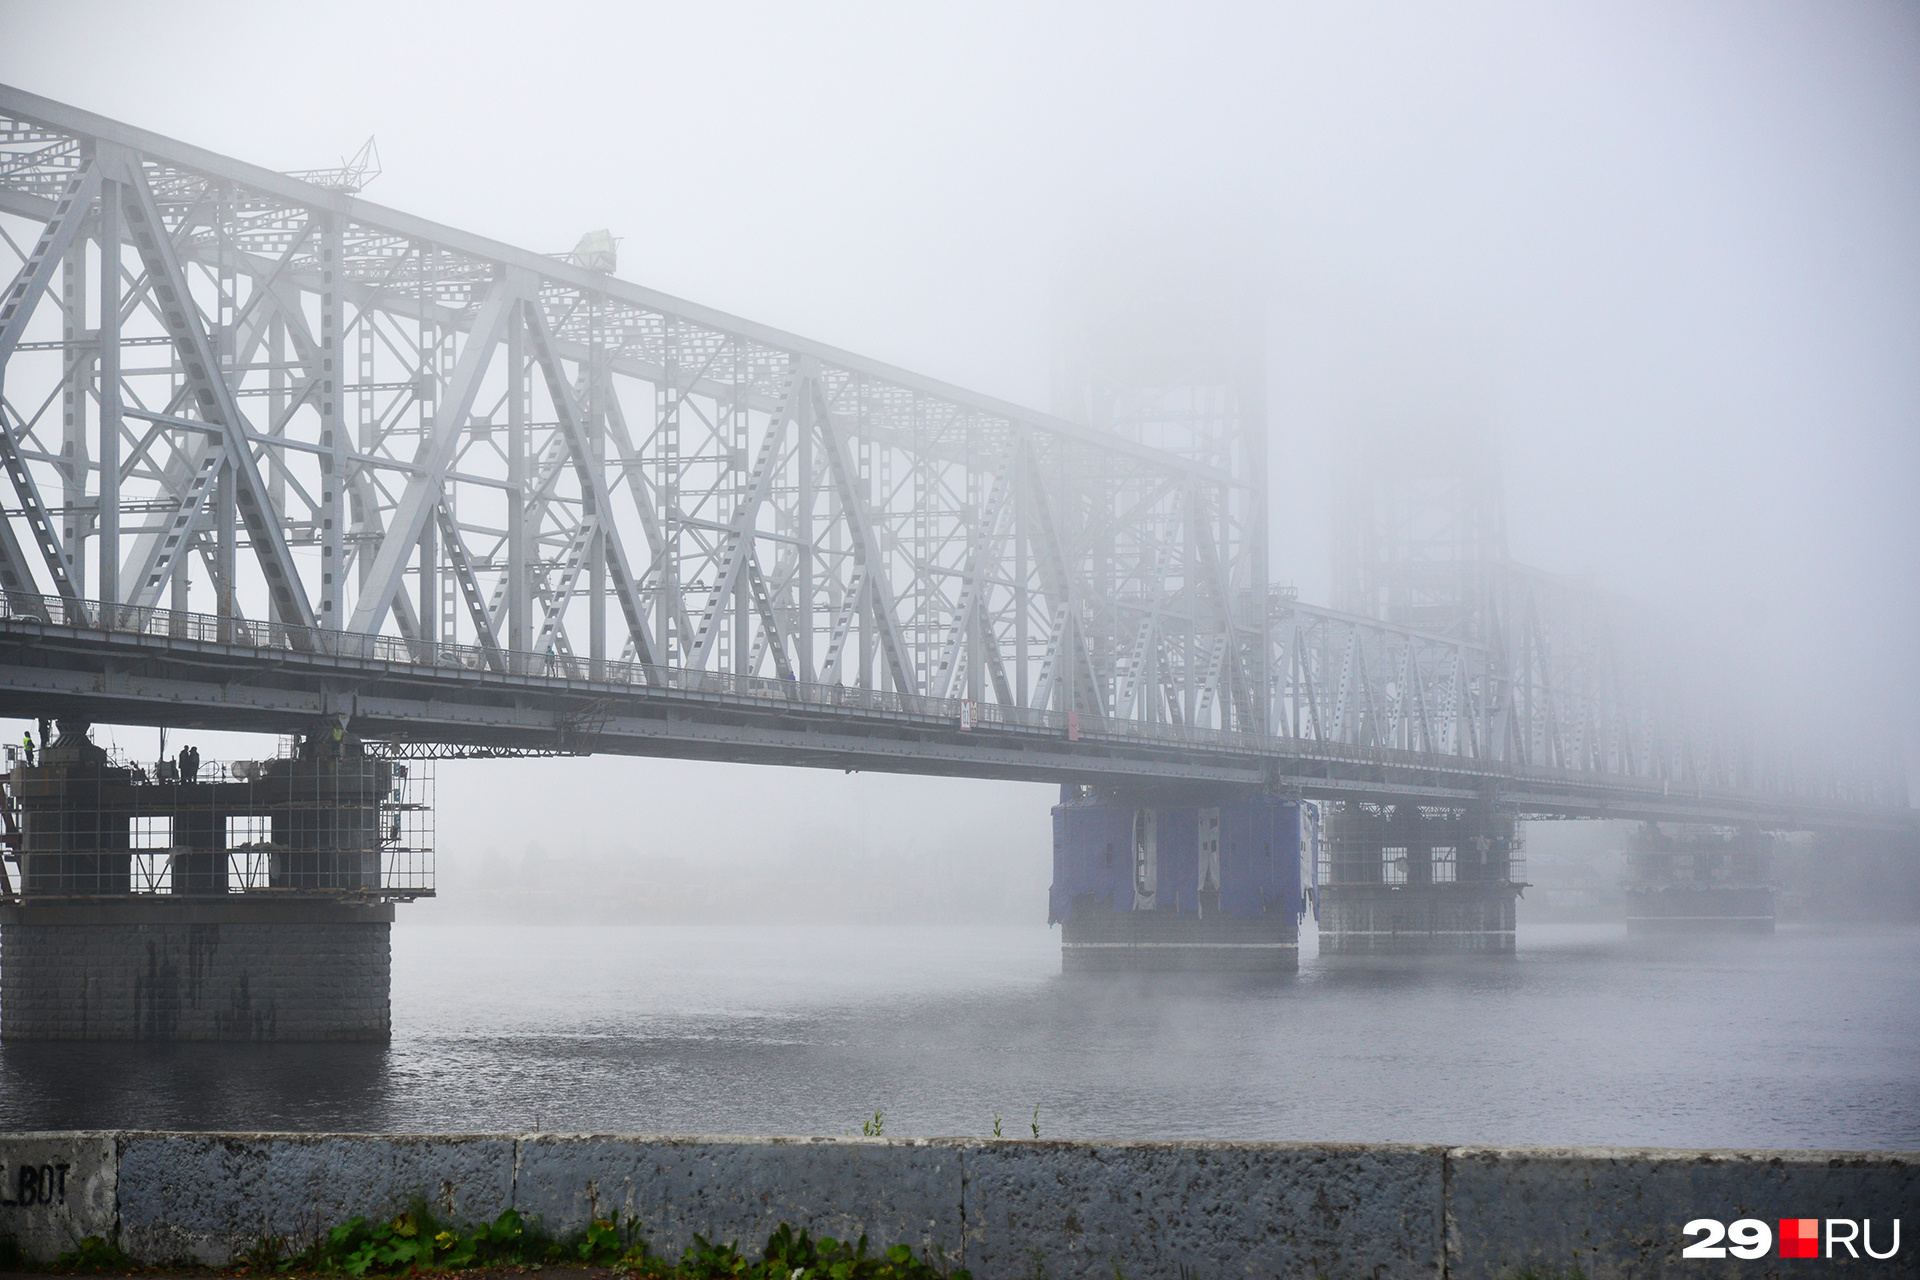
2 1 1913 872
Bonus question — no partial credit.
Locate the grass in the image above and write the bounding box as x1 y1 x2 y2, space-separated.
9 1204 1590 1280
25 1204 969 1279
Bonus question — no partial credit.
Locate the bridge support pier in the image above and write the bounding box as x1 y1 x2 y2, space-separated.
0 897 392 1040
0 722 416 1041
1316 804 1523 955
1623 823 1775 934
1048 786 1310 972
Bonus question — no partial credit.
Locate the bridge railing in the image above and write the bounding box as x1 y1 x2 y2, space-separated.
0 589 1259 755
0 588 1465 773
1 590 1904 814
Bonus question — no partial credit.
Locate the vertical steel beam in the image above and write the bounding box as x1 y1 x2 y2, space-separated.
505 300 528 655
587 309 607 677
214 458 236 639
1013 441 1028 705
60 211 87 596
657 319 681 661
417 512 436 648
795 379 815 681
318 215 345 630
95 178 120 606
263 312 284 626
1239 370 1270 734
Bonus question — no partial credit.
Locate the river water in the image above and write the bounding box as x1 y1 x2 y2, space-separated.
2 923 1915 1149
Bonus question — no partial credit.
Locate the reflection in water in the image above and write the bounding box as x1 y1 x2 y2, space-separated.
2 923 1914 1148
2 1041 393 1131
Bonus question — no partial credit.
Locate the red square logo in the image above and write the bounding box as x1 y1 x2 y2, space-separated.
1779 1218 1819 1259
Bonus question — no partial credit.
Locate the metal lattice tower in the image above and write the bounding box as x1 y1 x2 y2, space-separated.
1332 425 1506 643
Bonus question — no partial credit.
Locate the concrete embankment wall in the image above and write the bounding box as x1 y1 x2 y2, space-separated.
0 1133 1911 1278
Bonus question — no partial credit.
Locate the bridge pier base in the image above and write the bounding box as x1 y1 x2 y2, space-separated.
1623 823 1775 934
0 722 418 1041
1048 786 1310 972
0 897 392 1041
1316 804 1523 955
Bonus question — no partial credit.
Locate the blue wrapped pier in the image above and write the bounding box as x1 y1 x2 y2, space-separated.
1049 788 1316 971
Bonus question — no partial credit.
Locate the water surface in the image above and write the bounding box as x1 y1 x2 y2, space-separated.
2 923 1914 1149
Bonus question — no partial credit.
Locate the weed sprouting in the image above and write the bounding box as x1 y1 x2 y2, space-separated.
1031 1105 1042 1139
19 1206 971 1278
52 1234 134 1272
265 1206 967 1278
286 1202 570 1274
862 1109 886 1137
654 1221 968 1278
992 1113 1004 1138
238 1233 290 1272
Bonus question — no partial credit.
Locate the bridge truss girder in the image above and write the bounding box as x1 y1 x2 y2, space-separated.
0 88 1266 737
0 84 1907 822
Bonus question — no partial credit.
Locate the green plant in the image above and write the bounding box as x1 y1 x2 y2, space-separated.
753 1224 968 1280
679 1232 750 1277
862 1109 886 1137
992 1112 1004 1138
238 1233 290 1272
53 1234 134 1272
578 1212 647 1266
286 1206 970 1279
290 1203 564 1275
1031 1105 1042 1139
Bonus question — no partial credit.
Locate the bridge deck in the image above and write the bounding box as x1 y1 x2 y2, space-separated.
0 596 1908 833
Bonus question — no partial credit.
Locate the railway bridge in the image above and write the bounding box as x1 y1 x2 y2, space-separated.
0 86 1909 1037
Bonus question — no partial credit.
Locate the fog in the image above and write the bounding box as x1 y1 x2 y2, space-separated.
3 0 1914 907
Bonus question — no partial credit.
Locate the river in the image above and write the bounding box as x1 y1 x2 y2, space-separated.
2 922 1914 1148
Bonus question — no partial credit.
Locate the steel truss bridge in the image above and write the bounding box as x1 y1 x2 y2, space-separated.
0 85 1909 834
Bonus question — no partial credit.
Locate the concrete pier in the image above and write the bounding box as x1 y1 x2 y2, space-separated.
0 722 423 1041
1049 787 1309 971
1317 804 1523 954
0 897 392 1040
1624 823 1776 934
